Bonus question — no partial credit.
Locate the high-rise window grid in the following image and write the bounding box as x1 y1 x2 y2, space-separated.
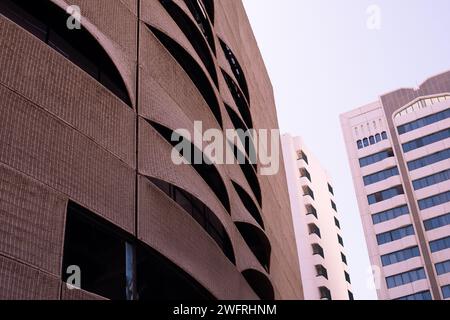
371 205 409 225
367 185 404 205
386 268 426 289
397 108 450 135
376 225 415 245
412 169 450 190
363 167 399 186
402 129 450 153
381 246 420 266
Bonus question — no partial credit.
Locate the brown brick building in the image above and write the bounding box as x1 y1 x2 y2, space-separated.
0 0 302 300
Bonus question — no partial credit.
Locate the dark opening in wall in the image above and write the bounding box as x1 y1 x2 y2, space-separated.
182 0 216 53
62 201 215 300
200 0 214 25
219 39 250 103
242 269 274 300
160 0 218 86
225 104 256 163
148 120 230 213
232 181 264 229
0 0 132 106
222 69 253 129
147 25 222 128
235 222 271 272
149 177 235 265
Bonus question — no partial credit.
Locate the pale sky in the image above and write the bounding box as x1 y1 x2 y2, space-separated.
243 0 450 300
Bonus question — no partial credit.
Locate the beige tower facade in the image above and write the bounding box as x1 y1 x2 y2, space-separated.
341 71 450 300
282 134 353 300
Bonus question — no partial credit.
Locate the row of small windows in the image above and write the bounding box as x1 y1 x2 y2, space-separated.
396 291 432 301
356 132 388 149
429 236 450 253
442 285 450 299
435 260 450 276
363 167 399 186
367 185 404 205
397 108 450 135
359 149 394 168
386 268 426 289
402 128 450 153
376 225 414 245
371 205 409 225
395 95 450 119
413 169 450 190
424 213 450 231
0 0 132 106
381 246 420 266
418 190 450 210
407 148 450 171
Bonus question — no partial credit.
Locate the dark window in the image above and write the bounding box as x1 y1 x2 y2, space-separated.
363 138 369 147
150 178 235 264
149 121 230 212
328 183 334 195
407 148 450 171
376 225 415 245
331 200 337 212
225 104 256 162
235 222 271 273
222 69 252 129
306 204 318 219
341 252 347 265
315 265 328 279
344 271 351 284
297 150 309 164
357 140 363 149
200 0 215 24
319 286 332 300
375 133 382 143
308 223 321 238
441 285 450 299
359 149 394 167
424 213 450 231
147 25 223 127
63 202 215 300
367 185 404 205
348 291 354 300
396 291 432 300
381 246 420 266
300 168 312 182
398 108 450 135
418 191 450 210
372 205 409 224
303 186 315 200
337 234 344 246
219 39 250 103
232 181 264 229
402 129 450 153
0 0 132 106
182 0 216 53
334 217 341 229
429 236 450 253
242 269 274 301
369 136 375 145
160 0 218 85
413 169 450 190
386 268 426 289
312 244 324 258
435 260 450 275
363 167 399 186
381 131 388 140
